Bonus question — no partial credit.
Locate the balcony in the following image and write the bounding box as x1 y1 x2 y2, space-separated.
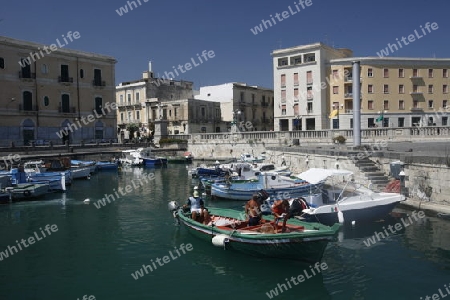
344 76 353 82
261 102 269 107
307 80 313 85
19 71 36 79
251 102 258 107
19 104 38 112
58 106 77 113
410 91 423 95
410 75 423 79
344 93 353 98
410 107 423 111
93 80 106 87
345 109 353 113
58 76 73 83
307 94 313 100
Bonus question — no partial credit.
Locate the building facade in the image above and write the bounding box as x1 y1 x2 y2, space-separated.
195 83 274 132
0 36 117 146
116 70 225 139
272 42 450 131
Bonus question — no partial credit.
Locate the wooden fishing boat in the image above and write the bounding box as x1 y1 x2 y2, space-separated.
169 202 339 263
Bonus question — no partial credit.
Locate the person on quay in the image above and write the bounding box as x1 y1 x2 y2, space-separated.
245 194 262 226
184 186 210 224
272 199 290 233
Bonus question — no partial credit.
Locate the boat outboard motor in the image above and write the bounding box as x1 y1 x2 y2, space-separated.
168 201 180 225
289 197 310 217
256 189 269 204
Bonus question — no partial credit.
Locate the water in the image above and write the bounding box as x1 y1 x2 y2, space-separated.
0 165 449 300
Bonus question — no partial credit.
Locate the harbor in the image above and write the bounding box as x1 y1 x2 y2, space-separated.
0 164 449 299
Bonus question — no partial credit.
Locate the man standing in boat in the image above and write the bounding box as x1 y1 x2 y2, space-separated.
272 200 290 233
184 186 210 225
245 194 262 226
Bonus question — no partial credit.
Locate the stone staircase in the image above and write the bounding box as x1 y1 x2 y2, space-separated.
354 157 390 191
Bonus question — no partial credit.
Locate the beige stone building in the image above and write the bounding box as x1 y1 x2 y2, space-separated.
116 70 225 140
195 83 274 132
0 36 117 146
272 42 450 130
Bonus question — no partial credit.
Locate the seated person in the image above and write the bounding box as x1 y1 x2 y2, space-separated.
271 199 290 233
245 194 262 226
183 187 210 225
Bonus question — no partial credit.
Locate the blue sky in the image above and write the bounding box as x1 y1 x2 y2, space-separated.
1 0 449 89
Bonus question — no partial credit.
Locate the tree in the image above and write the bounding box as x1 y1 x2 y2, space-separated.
126 123 139 141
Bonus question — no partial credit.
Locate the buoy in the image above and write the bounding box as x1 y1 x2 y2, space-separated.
212 234 229 249
83 198 90 204
351 220 356 226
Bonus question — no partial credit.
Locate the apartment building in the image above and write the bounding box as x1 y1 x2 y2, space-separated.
329 58 450 129
0 36 117 146
116 70 225 139
272 42 450 131
195 82 274 131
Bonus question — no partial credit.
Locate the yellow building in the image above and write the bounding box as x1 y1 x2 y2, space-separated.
0 36 117 146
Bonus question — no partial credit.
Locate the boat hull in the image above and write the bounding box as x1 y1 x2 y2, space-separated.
142 158 168 166
175 207 338 263
8 183 49 200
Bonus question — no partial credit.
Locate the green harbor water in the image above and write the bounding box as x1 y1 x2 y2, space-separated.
0 165 450 300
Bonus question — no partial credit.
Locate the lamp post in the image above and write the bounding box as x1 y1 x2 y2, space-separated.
399 170 406 196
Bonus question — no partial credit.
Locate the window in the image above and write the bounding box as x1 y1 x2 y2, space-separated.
306 71 313 84
280 74 286 87
176 108 179 117
278 58 288 66
398 69 404 78
444 69 448 78
61 94 70 113
332 70 339 79
201 107 205 117
120 95 123 104
281 105 286 115
444 85 448 94
399 84 404 94
95 97 103 114
428 85 433 94
368 84 373 94
368 118 375 128
383 68 389 78
333 86 339 94
43 96 49 106
41 64 48 74
428 69 433 78
443 117 448 126
383 84 389 94
307 87 313 99
332 102 339 110
136 92 140 102
120 113 124 122
94 69 102 86
240 91 245 102
127 94 131 105
294 88 299 100
399 100 405 110
383 100 389 110
368 100 374 110
413 69 419 77
95 121 103 139
20 59 31 78
293 73 299 86
383 118 389 128
60 64 70 82
428 100 434 108
80 69 84 78
281 90 286 101
127 111 132 121
136 111 140 120
413 100 419 108
307 102 313 113
413 85 419 93
443 100 448 109
23 91 33 111
398 117 405 127
367 68 373 77
0 57 4 69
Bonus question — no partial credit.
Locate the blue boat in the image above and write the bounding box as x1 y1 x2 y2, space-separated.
139 148 167 167
96 161 119 170
211 172 320 201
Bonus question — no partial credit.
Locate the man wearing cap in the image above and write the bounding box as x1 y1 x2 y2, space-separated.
184 186 210 224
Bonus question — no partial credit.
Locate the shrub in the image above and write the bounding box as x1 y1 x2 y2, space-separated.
333 135 346 144
159 138 187 145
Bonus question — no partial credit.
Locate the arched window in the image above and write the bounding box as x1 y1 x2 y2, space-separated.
22 91 33 111
41 64 48 74
95 97 103 115
0 57 4 69
43 96 49 106
80 69 84 78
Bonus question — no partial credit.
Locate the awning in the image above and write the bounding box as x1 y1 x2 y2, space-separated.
295 168 353 184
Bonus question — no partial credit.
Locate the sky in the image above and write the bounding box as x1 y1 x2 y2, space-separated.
1 0 450 90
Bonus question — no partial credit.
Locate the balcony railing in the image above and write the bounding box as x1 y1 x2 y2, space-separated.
410 91 423 95
58 106 76 113
410 76 423 79
344 93 353 98
19 71 36 79
58 76 73 83
307 109 314 114
307 94 313 100
19 104 38 111
261 102 269 107
93 80 106 87
307 80 313 85
410 107 423 111
345 109 353 113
